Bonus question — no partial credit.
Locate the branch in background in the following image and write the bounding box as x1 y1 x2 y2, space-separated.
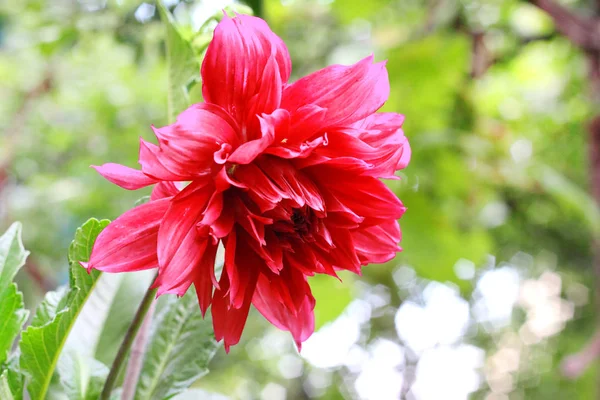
526 0 599 52
471 31 490 78
0 70 55 294
0 70 53 195
526 0 600 385
24 257 56 293
561 328 600 378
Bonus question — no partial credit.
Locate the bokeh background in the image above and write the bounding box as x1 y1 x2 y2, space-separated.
1 0 599 399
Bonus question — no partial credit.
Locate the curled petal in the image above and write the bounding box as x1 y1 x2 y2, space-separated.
154 182 213 296
83 198 170 273
255 156 324 212
150 181 180 201
212 260 258 352
253 272 315 349
353 220 402 265
193 241 219 316
228 109 289 164
202 14 290 128
309 167 405 221
92 163 157 190
281 55 389 127
142 104 240 181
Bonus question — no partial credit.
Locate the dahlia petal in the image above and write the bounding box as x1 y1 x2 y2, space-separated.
244 56 283 133
154 183 213 295
352 112 411 170
310 168 405 220
228 109 289 164
224 229 268 308
233 163 286 212
321 227 361 274
289 104 327 141
212 260 258 352
353 220 402 265
150 181 180 201
307 128 406 178
85 198 169 273
256 156 324 212
139 139 190 181
193 241 218 316
92 163 157 190
281 55 389 127
202 14 290 127
253 273 315 349
144 104 240 180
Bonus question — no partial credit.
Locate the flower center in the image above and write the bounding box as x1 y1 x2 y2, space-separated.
272 206 316 244
291 208 311 237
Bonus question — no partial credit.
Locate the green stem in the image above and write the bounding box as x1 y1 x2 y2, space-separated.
100 280 158 400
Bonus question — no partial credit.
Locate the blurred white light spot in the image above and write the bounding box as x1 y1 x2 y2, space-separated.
566 282 589 306
355 365 403 400
487 371 514 394
304 369 332 398
260 383 286 400
498 98 523 120
395 282 469 354
347 299 372 324
489 347 521 374
301 313 361 368
485 393 509 400
479 201 509 228
454 259 476 280
278 355 303 379
393 266 417 288
192 0 234 28
355 339 405 400
510 139 532 164
134 3 155 23
345 345 369 373
473 267 520 329
409 345 484 400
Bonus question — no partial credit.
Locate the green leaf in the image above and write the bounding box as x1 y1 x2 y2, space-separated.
19 218 109 400
94 272 155 366
134 289 219 400
157 1 200 123
57 351 109 400
0 222 29 291
0 371 15 400
0 285 28 366
0 222 30 367
0 357 24 400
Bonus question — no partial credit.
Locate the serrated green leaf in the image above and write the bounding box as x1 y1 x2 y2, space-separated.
57 351 109 400
0 284 28 365
67 219 110 265
134 290 219 400
157 1 200 124
0 223 30 367
19 218 109 400
0 357 25 400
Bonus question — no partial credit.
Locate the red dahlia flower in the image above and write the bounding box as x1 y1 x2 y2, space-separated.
84 14 410 351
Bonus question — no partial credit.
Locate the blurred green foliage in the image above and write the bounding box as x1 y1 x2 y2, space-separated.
1 0 599 399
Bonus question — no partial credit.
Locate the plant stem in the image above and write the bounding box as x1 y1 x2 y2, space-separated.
121 298 156 400
100 280 158 400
